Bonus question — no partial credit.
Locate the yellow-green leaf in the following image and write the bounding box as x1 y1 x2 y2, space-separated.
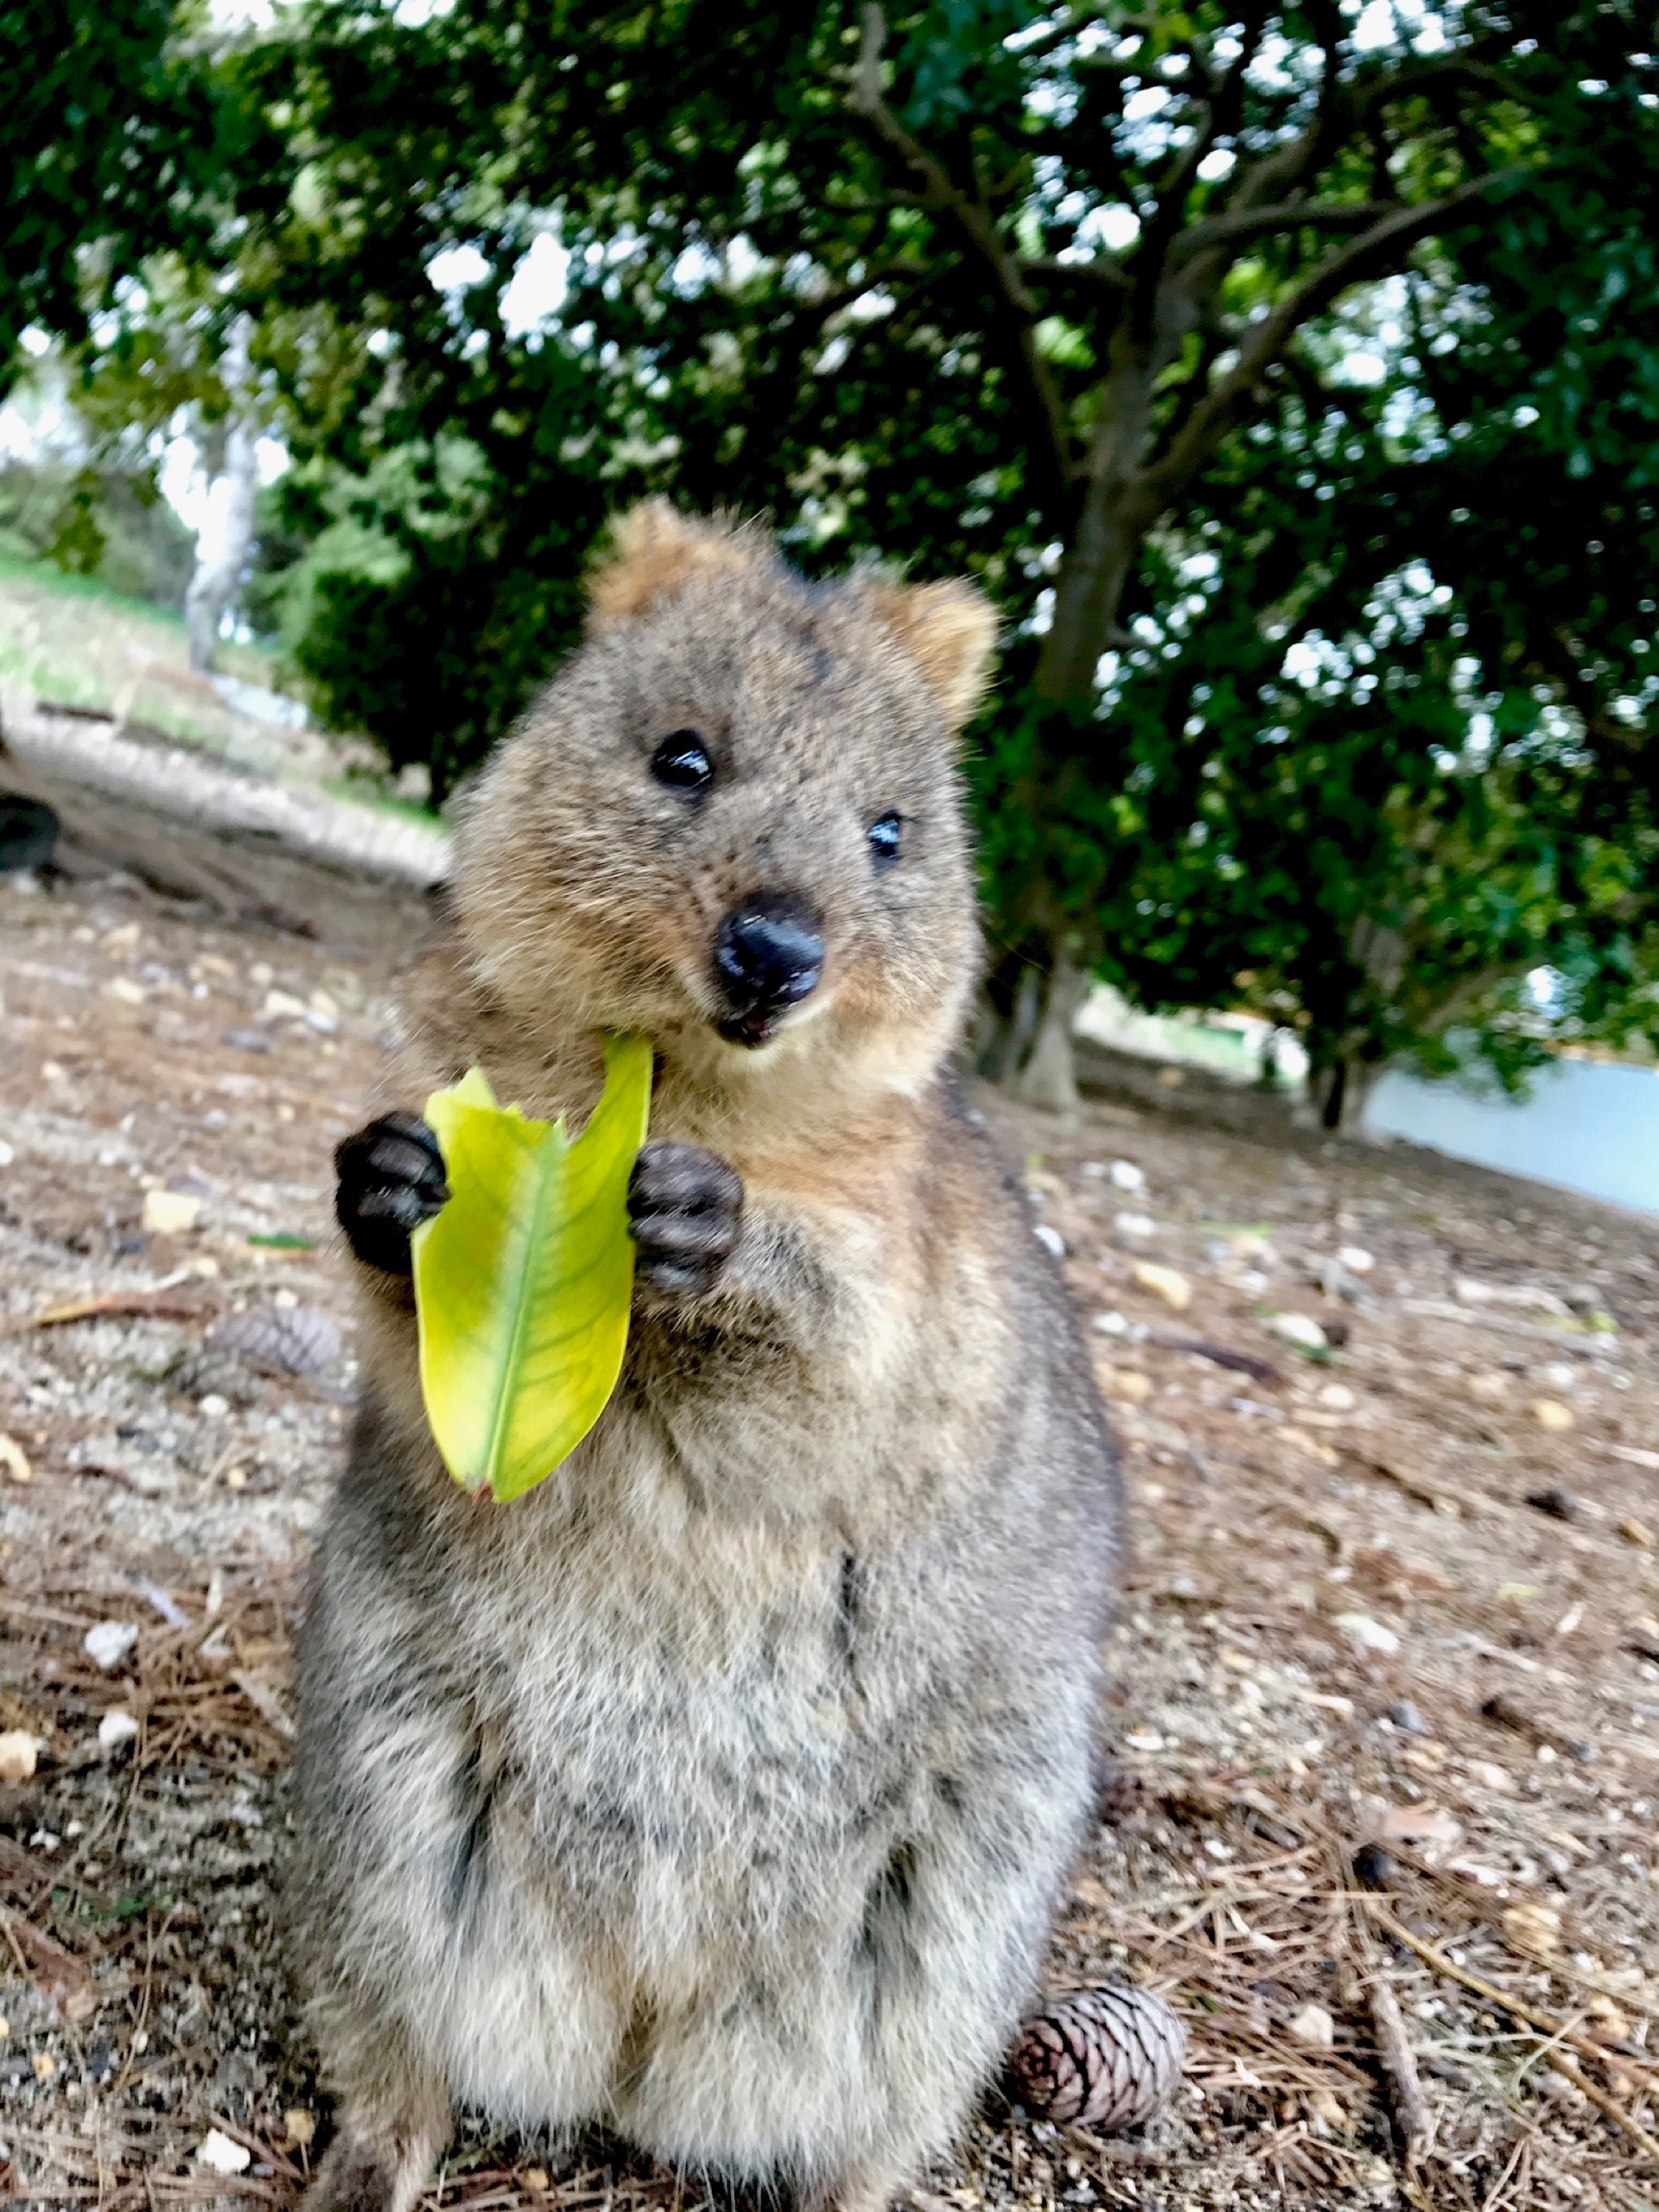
411 1033 652 1500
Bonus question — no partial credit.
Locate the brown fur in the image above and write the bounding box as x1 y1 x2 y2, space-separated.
292 510 1122 2212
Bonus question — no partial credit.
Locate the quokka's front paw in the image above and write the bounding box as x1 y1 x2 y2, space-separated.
334 1112 450 1276
627 1140 743 1296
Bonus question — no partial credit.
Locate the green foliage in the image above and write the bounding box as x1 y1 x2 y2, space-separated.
120 0 1659 1096
0 0 252 378
0 457 194 605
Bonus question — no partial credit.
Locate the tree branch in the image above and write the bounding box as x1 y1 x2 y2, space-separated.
1146 167 1529 502
1173 195 1408 259
1131 4 1272 327
848 3 1074 489
1016 252 1132 293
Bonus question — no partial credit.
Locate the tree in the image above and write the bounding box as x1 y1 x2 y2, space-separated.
219 0 1658 1103
0 0 243 381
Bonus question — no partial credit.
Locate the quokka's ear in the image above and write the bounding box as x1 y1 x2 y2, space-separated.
862 577 999 731
587 500 760 631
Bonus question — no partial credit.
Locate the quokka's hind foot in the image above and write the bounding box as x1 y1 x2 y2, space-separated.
299 2092 448 2212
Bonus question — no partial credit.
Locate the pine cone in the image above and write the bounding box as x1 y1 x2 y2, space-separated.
1008 1984 1186 2132
210 1303 342 1378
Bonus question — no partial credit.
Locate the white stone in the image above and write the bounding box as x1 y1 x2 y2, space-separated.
1335 1612 1400 1657
1338 1245 1375 1274
1288 2003 1336 2049
83 1620 139 1671
0 1731 39 1782
98 1712 139 1751
142 1188 200 1236
195 2130 252 2176
1266 1312 1327 1351
1033 1223 1065 1259
1115 1211 1156 1240
1109 1160 1146 1192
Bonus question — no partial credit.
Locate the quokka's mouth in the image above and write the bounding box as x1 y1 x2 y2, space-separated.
715 1007 783 1049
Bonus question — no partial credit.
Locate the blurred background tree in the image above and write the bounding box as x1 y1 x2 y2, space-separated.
6 0 1657 1117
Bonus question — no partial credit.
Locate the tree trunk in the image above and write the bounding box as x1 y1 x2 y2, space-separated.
975 956 1043 1087
186 416 258 672
1014 953 1090 1114
1035 339 1162 708
1317 1056 1349 1131
1034 496 1144 707
186 317 258 675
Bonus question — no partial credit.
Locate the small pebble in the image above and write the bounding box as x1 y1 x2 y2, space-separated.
1115 1211 1156 1240
1131 1261 1191 1312
1109 1160 1146 1192
1531 1399 1574 1432
196 2129 251 2176
1621 1516 1656 1551
84 1620 139 1671
1266 1312 1327 1352
0 1730 39 1782
1335 1612 1399 1656
1352 1842 1393 1891
142 1188 200 1236
1386 1699 1427 1736
97 1712 139 1751
1033 1223 1065 1259
1337 1245 1374 1274
1288 2002 1335 2050
1094 1365 1153 1405
1317 1382 1356 1412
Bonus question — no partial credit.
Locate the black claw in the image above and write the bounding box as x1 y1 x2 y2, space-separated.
627 1140 743 1297
336 1113 450 1275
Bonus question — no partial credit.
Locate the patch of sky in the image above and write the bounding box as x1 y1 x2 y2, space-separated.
499 233 569 335
427 242 492 297
669 241 721 296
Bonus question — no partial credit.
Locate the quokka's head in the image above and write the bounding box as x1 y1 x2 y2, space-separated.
454 503 995 1100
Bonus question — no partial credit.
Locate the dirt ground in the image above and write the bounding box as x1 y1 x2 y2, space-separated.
2 843 1658 2212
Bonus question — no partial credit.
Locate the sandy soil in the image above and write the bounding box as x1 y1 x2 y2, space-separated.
1 853 1657 2212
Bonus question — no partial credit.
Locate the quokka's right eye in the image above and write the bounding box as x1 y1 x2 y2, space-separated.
652 730 714 795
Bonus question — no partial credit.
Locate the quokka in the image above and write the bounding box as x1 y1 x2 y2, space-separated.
296 504 1122 2212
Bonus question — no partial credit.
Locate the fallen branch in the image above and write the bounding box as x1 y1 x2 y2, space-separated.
1367 1968 1433 2161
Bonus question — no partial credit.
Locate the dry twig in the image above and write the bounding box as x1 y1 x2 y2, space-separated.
1366 1968 1434 2162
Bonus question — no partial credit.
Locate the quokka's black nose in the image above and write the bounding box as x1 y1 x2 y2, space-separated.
714 893 824 1044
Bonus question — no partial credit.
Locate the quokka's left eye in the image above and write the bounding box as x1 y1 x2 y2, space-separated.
868 812 902 870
